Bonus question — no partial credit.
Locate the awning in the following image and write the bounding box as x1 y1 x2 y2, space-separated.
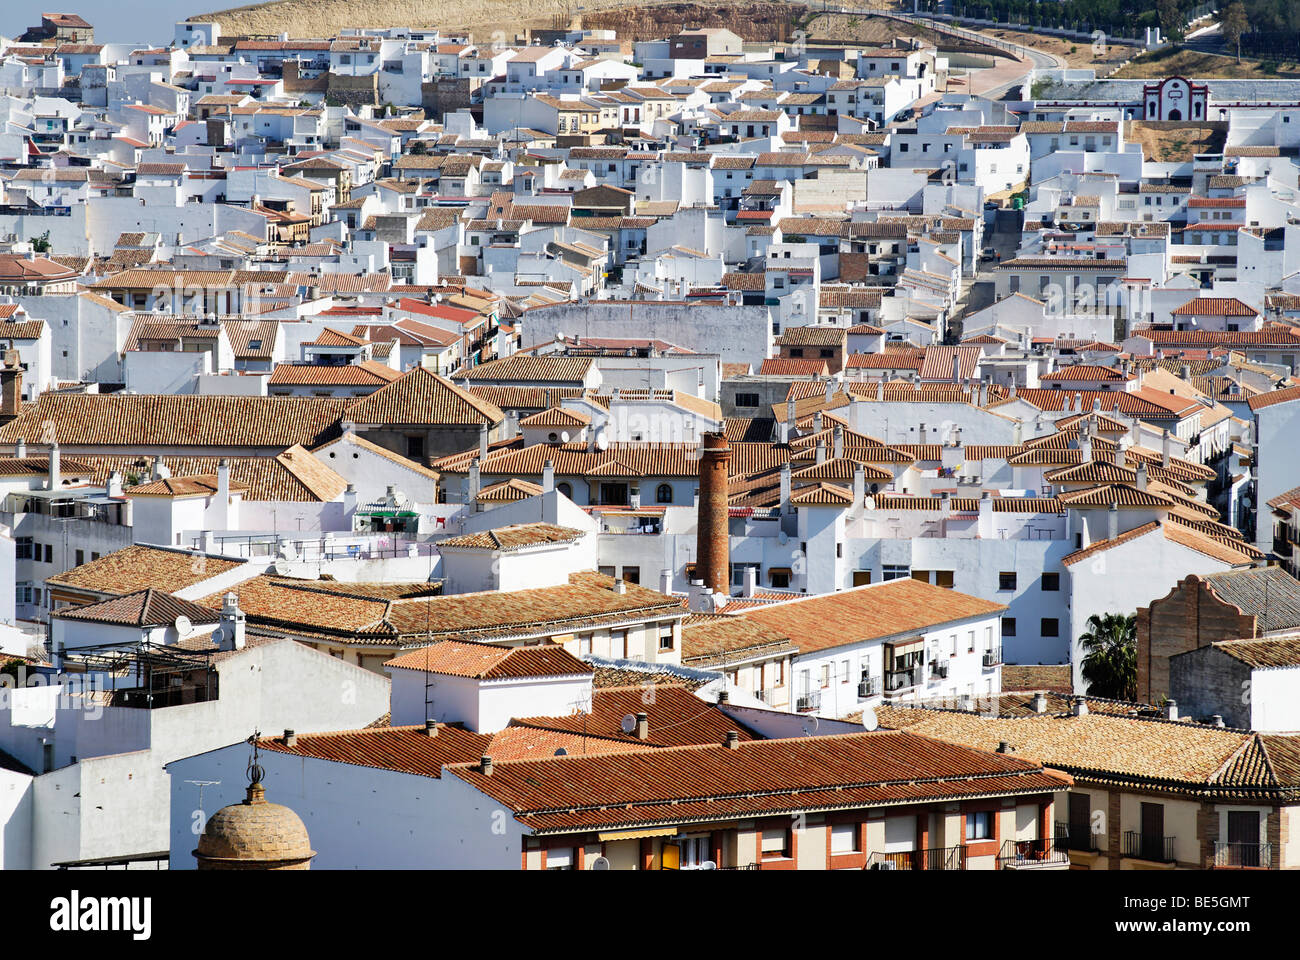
597 826 679 842
889 637 925 656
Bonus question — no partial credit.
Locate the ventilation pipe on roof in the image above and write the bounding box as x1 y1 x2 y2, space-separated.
612 577 626 594
659 567 673 595
1210 714 1225 728
824 378 834 404
635 712 649 740
15 438 25 459
813 411 823 434
724 730 740 749
717 688 730 705
1135 462 1147 491
425 719 439 737
1161 429 1171 468
1164 699 1178 721
480 755 494 775
785 397 797 437
815 436 826 465
1031 692 1049 714
1071 697 1088 717
46 442 60 490
833 423 844 460
1107 501 1118 540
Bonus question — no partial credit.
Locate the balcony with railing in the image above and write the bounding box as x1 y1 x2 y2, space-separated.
983 647 1003 668
884 666 922 694
1214 841 1272 869
1056 821 1100 853
796 689 821 713
866 845 968 871
857 676 880 699
1123 831 1176 864
997 837 1069 869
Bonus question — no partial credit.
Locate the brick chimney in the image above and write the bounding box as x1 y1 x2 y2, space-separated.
695 432 732 597
0 349 21 424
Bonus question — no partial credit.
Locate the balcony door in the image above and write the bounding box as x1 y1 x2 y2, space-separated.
1068 793 1091 850
1140 803 1164 861
1227 812 1260 867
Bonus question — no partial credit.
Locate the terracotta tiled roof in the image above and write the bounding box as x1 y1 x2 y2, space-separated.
436 523 586 552
0 395 348 449
447 732 1071 833
736 578 1005 655
53 588 220 627
343 367 503 427
385 638 592 679
877 706 1300 798
463 354 592 385
46 544 245 597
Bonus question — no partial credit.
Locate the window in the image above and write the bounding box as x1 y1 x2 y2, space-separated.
405 435 425 460
735 392 760 408
935 570 954 589
75 549 84 566
15 537 32 560
623 567 640 585
1002 617 1016 637
840 659 850 682
545 847 574 870
966 810 993 840
1041 618 1060 638
1041 572 1060 591
659 626 675 652
656 483 673 504
43 544 52 564
819 663 831 688
882 564 910 582
578 634 592 656
556 482 572 498
830 822 859 854
998 572 1017 591
761 827 790 858
967 631 975 653
769 569 790 588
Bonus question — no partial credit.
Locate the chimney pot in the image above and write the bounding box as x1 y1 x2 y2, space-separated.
1071 697 1088 717
724 730 740 749
1031 692 1048 714
425 719 439 737
717 689 730 704
995 740 1012 753
284 729 297 746
480 755 494 775
1164 699 1178 721
635 712 648 740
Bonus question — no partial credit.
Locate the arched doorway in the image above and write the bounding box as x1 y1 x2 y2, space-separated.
1167 108 1182 121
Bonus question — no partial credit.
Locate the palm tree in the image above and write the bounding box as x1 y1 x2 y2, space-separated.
1078 612 1137 700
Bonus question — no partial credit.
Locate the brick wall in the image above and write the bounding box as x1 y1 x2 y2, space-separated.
1136 575 1256 703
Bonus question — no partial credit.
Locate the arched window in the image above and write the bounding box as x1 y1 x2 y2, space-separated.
557 482 572 498
548 432 559 443
656 483 673 504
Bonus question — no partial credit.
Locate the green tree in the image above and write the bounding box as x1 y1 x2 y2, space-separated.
30 230 51 253
1157 0 1183 42
1078 613 1137 700
1221 2 1249 60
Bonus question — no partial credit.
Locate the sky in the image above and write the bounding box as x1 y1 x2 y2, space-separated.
2 1 211 45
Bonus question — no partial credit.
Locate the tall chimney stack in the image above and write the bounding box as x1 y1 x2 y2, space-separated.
695 432 732 598
0 349 22 424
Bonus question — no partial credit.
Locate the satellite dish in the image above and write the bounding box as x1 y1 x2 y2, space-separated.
861 706 879 732
802 714 819 736
173 615 193 637
591 856 611 870
619 713 637 734
209 625 228 647
554 747 568 756
700 860 717 870
864 495 876 511
560 430 570 443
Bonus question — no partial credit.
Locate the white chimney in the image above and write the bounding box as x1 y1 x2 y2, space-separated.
343 482 357 515
832 424 844 459
742 564 759 597
15 438 25 458
478 424 489 461
780 462 792 513
1107 501 1118 540
1071 696 1088 716
815 437 826 464
542 459 555 493
852 462 865 507
659 567 673 595
220 591 246 650
47 443 60 490
1031 692 1049 714
216 457 231 526
1164 699 1178 721
467 458 481 503
105 470 123 499
824 379 834 403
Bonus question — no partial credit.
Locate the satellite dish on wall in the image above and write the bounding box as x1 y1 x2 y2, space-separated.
801 715 819 736
619 713 638 734
591 856 611 870
861 706 879 732
561 430 571 443
173 615 193 638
